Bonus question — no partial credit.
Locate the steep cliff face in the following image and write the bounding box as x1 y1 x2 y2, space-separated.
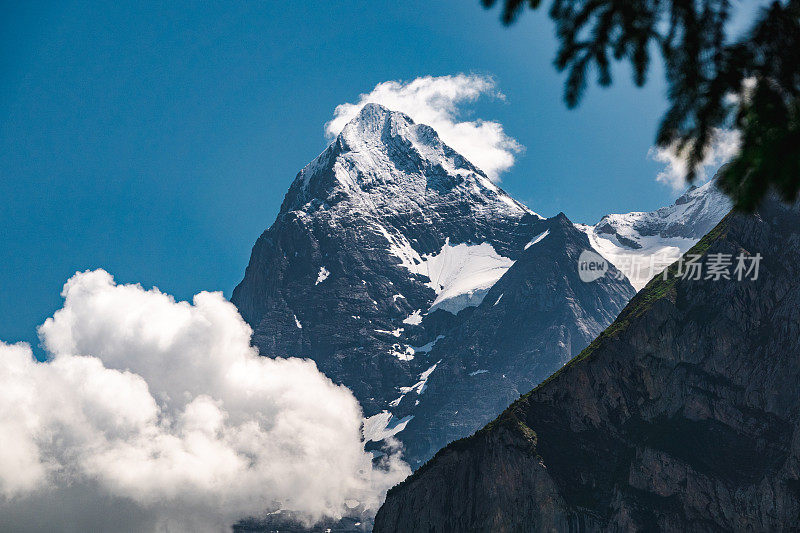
375 197 800 532
230 103 634 470
392 212 634 466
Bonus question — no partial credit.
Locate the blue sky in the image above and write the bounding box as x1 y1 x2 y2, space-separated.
1 0 750 347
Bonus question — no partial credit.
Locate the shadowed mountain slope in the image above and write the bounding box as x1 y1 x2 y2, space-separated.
375 197 800 532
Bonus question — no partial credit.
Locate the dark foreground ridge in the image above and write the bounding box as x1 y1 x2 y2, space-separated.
374 197 800 532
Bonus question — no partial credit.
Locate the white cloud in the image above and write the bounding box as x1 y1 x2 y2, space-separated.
649 128 741 190
0 270 409 532
325 74 523 181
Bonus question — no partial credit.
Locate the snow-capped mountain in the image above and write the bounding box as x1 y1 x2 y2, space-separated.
577 178 731 290
232 104 545 415
231 103 634 469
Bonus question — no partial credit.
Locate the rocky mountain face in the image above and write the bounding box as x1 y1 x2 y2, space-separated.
390 212 634 466
375 197 800 532
231 103 634 469
578 178 731 290
232 103 537 413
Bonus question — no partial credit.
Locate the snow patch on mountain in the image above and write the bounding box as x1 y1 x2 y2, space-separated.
384 238 514 315
376 328 404 337
394 361 441 406
525 229 550 250
410 335 445 355
400 362 440 395
582 232 696 291
363 411 414 443
315 266 330 285
390 344 415 361
402 310 423 325
423 241 514 314
375 224 516 314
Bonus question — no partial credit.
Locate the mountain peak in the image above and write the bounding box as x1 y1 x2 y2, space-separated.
348 102 409 129
552 212 572 225
357 101 392 117
280 104 535 219
338 104 414 145
337 103 422 155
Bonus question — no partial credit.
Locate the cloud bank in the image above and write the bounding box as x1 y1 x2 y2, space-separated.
325 74 523 181
649 128 741 190
0 270 409 532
